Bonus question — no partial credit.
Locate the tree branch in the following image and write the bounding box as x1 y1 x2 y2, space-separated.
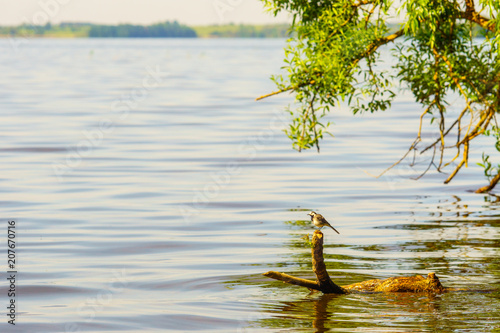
262 271 323 291
476 171 500 193
352 0 376 8
458 7 496 32
444 140 468 184
256 29 405 101
421 104 469 154
256 86 293 101
352 29 404 68
264 230 449 294
263 230 346 294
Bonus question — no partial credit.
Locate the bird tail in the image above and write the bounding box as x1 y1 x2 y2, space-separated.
329 225 340 234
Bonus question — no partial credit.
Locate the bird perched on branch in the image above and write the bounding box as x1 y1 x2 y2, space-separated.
308 211 340 234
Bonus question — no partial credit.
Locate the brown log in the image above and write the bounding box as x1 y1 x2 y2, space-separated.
311 230 346 294
343 272 445 293
262 271 323 292
263 230 448 294
263 230 346 294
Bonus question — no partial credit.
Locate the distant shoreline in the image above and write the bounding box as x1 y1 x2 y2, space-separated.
0 35 289 39
0 22 292 39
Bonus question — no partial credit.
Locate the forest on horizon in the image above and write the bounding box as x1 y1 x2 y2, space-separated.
0 21 292 38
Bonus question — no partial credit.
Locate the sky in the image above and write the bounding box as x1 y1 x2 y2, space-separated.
0 0 291 26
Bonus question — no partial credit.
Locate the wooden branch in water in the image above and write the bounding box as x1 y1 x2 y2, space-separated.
343 272 445 293
264 230 448 294
262 271 324 292
475 171 500 193
263 230 346 294
311 231 346 294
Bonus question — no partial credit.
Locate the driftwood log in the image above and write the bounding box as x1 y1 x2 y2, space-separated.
263 230 447 294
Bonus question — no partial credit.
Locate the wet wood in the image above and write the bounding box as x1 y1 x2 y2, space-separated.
263 230 447 294
264 230 346 294
262 271 325 292
343 272 445 293
311 231 346 294
475 171 500 193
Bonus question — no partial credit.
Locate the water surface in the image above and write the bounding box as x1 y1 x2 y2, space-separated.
0 38 498 332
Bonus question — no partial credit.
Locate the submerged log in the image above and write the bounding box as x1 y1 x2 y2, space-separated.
263 230 447 294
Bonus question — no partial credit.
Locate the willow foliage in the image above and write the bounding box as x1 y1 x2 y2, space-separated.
260 0 499 192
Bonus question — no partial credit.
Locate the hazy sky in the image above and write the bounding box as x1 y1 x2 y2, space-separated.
0 0 291 26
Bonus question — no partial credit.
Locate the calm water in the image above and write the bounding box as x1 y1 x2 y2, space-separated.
0 38 499 333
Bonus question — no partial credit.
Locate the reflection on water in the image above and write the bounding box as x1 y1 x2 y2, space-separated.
253 290 499 332
0 38 498 332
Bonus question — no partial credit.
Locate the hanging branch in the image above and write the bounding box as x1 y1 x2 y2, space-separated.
476 171 500 193
255 30 404 102
260 0 499 191
459 1 496 32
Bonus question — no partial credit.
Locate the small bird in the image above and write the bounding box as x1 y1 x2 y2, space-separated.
307 211 340 234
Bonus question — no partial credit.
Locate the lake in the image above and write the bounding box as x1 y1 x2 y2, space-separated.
0 38 498 332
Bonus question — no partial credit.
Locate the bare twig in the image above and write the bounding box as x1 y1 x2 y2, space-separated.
444 139 469 184
420 104 467 153
364 2 377 28
256 86 293 101
412 145 437 180
375 137 420 178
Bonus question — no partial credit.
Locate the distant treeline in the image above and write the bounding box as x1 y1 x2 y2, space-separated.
0 22 91 38
0 22 293 38
89 21 196 38
0 21 196 38
193 23 292 38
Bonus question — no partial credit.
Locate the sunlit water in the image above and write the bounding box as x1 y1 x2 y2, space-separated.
0 38 498 333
